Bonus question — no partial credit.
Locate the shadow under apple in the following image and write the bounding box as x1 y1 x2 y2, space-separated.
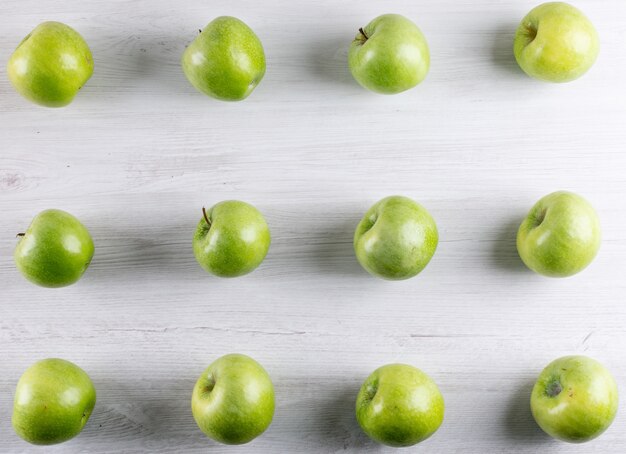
274 378 377 451
81 28 196 104
306 34 364 92
491 216 531 273
491 23 528 80
504 378 555 447
85 220 206 284
305 208 372 279
82 376 211 451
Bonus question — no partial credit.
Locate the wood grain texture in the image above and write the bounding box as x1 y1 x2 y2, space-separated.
1 0 625 452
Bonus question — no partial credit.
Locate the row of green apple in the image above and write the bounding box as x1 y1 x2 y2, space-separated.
8 2 599 107
14 191 601 287
12 354 618 447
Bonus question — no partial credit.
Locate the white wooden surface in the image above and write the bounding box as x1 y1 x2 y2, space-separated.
1 0 625 452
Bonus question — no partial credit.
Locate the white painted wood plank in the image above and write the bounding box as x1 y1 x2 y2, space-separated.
1 0 625 452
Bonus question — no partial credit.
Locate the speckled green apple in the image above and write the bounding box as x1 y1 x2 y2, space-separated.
517 191 600 277
514 2 599 83
356 363 444 447
182 16 265 101
7 21 93 107
349 14 430 94
354 196 438 280
14 209 94 287
531 356 618 443
12 358 96 445
193 201 270 277
192 354 275 445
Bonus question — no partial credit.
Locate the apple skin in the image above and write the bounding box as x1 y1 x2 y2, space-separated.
354 196 438 280
356 363 444 447
7 21 93 107
517 191 600 277
514 2 599 83
349 14 430 94
193 200 270 278
14 209 95 288
191 354 275 445
12 358 96 445
182 16 266 101
531 355 618 443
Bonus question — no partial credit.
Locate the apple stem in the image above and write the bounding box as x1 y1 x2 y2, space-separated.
358 27 368 40
202 207 212 228
16 233 25 237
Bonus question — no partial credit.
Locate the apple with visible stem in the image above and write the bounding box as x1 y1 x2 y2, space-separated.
354 196 438 280
193 201 271 277
531 355 618 443
12 358 96 445
514 2 599 83
14 209 94 287
356 363 444 447
517 191 600 277
191 354 275 445
182 17 266 101
7 21 93 107
349 14 430 94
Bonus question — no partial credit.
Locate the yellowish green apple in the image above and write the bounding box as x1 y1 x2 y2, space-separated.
356 363 444 447
12 358 96 445
14 209 94 288
191 354 275 445
182 17 266 101
531 355 618 443
7 21 93 107
192 201 270 277
514 2 599 83
349 14 430 94
354 196 438 280
517 191 600 277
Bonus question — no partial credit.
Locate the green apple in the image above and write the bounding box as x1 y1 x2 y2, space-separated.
354 196 438 280
356 363 444 447
193 200 270 278
191 353 275 445
14 209 95 288
531 355 618 443
182 16 265 101
7 21 93 107
12 358 96 445
514 2 599 83
517 191 600 277
349 14 430 94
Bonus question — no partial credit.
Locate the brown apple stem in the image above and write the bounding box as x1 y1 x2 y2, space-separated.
359 27 368 40
202 207 212 228
16 233 25 237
